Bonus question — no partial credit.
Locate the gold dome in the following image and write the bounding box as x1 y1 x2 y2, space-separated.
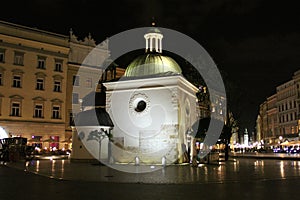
124 53 182 77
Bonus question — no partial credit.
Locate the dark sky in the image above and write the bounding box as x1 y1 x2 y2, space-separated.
2 0 300 134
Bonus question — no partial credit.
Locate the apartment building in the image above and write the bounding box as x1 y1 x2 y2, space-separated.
257 70 300 145
0 20 124 150
0 20 69 149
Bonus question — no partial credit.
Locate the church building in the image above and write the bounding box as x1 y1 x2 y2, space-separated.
72 26 199 165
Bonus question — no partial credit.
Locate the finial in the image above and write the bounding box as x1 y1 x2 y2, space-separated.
151 16 156 26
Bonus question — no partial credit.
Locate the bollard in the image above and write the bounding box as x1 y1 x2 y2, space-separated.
162 156 166 166
135 156 140 166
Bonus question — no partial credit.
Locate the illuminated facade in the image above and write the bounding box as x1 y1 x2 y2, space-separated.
0 20 123 150
104 27 199 164
258 70 300 144
0 20 69 149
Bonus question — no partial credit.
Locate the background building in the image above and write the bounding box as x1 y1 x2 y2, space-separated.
0 20 69 149
0 20 124 151
257 69 300 145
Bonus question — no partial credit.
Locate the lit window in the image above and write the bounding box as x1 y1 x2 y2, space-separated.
73 75 80 86
14 52 24 65
72 93 79 104
36 78 44 90
52 105 60 119
12 75 21 88
11 102 20 116
34 104 43 118
37 56 46 69
54 81 61 92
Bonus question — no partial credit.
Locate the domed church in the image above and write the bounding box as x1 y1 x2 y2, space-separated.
103 25 199 164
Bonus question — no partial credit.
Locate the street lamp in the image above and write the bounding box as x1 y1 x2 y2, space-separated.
279 136 283 144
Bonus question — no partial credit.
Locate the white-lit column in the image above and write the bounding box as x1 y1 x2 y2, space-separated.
145 37 148 52
150 37 153 52
159 38 162 53
155 37 158 52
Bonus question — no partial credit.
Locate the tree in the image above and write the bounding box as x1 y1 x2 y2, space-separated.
219 112 239 160
87 128 113 164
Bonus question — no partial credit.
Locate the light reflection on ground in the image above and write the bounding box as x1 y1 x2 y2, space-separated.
5 158 300 184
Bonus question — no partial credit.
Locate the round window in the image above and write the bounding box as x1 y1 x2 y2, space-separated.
135 100 147 112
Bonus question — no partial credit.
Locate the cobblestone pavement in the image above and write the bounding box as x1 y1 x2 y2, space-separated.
4 157 300 184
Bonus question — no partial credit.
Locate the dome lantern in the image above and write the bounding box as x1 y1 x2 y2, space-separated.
124 23 182 77
144 22 163 53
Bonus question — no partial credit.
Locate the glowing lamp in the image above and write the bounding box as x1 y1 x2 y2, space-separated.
0 127 8 139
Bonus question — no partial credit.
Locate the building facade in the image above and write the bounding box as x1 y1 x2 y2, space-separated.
72 26 200 164
0 20 69 149
257 70 300 145
0 20 123 150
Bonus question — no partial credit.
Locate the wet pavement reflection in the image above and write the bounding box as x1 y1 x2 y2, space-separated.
6 158 300 184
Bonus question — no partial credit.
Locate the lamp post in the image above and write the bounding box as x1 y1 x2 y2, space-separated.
279 136 283 144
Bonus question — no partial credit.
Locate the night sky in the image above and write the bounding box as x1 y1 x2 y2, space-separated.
2 0 300 134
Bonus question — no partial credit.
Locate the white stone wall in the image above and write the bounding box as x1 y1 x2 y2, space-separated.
104 75 198 164
71 126 110 161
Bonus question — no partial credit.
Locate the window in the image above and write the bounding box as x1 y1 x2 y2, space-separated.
14 52 24 65
36 78 44 90
291 113 293 121
0 96 2 115
54 59 63 72
69 112 75 126
279 116 281 123
12 75 21 88
85 78 92 88
37 56 46 69
52 105 60 119
34 104 43 118
72 93 79 104
54 81 61 92
11 102 20 116
0 49 5 63
73 75 79 86
53 75 63 92
0 67 4 86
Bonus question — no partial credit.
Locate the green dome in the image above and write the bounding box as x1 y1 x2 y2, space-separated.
124 53 182 77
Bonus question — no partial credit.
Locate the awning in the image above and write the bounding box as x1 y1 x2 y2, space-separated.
74 107 114 127
43 138 58 143
27 138 42 142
